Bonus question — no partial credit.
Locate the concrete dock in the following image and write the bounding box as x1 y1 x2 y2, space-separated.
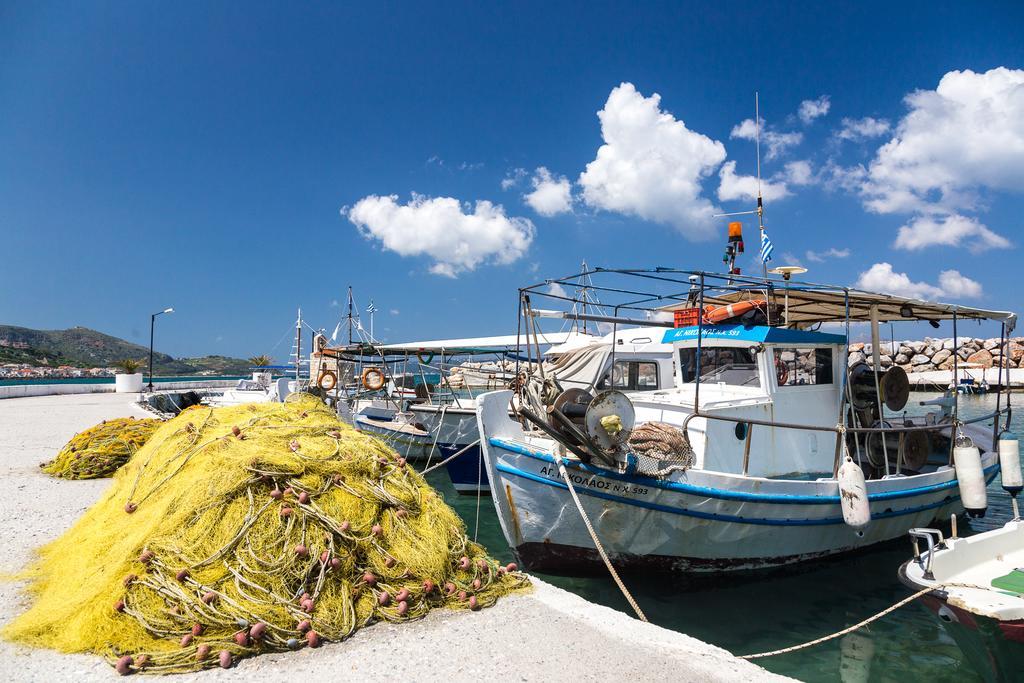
0 393 788 682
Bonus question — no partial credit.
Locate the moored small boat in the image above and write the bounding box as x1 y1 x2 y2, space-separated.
899 518 1024 681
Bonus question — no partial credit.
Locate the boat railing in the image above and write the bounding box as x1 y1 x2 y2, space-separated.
678 405 1006 436
909 527 945 580
677 404 1007 477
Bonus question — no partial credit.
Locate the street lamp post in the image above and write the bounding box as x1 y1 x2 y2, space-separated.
148 307 174 391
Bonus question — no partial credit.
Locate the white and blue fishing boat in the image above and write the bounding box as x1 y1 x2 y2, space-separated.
476 264 1017 573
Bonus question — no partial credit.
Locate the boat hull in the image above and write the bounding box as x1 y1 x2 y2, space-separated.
354 415 432 462
478 391 998 574
901 566 1024 682
409 403 489 494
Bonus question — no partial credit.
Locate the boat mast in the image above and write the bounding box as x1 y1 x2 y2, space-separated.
579 260 590 336
713 92 770 282
347 286 354 346
294 308 302 381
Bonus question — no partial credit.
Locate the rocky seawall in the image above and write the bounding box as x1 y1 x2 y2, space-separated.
848 337 1024 372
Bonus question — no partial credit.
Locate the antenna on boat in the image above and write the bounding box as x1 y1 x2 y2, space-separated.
754 92 767 280
714 91 770 280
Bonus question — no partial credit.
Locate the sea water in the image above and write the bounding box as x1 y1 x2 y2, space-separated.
426 392 1020 683
0 376 246 386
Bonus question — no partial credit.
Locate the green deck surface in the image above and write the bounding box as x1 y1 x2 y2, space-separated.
991 569 1024 594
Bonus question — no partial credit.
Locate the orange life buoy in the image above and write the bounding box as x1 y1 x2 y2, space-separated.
361 367 386 391
703 299 766 324
318 370 338 391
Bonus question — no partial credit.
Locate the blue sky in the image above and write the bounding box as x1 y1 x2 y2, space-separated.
2 2 1023 360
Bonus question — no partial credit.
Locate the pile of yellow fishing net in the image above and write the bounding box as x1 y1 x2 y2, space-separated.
6 395 527 674
41 417 162 480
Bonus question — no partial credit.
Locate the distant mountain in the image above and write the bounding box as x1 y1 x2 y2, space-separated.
0 325 252 375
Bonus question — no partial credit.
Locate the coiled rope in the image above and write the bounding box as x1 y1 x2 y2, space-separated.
739 581 986 660
554 454 648 622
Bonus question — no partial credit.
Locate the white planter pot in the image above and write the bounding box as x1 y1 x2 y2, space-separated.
115 373 144 393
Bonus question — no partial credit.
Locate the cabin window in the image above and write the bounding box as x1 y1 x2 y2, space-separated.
598 360 660 391
773 348 833 386
678 347 760 387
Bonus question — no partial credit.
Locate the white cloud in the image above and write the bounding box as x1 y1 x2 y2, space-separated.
345 193 535 277
329 299 340 307
937 270 983 298
836 116 891 141
524 167 573 216
894 214 1011 253
427 156 482 172
856 263 943 299
821 159 867 193
717 160 790 202
783 160 814 185
827 68 1024 251
730 117 802 161
798 95 831 124
855 262 983 300
717 158 817 203
578 82 726 238
501 167 528 190
730 117 759 140
546 282 568 298
859 67 1024 219
804 247 850 263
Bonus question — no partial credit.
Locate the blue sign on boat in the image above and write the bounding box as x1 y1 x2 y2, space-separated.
661 324 846 345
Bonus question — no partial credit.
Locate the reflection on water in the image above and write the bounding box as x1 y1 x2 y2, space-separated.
427 393 1018 683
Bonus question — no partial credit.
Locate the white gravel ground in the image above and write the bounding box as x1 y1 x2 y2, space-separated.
0 393 790 682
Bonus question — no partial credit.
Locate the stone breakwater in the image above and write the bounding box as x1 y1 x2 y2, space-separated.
847 337 1024 373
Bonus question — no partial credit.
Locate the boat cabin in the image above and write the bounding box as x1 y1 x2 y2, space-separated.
548 327 675 396
631 324 848 478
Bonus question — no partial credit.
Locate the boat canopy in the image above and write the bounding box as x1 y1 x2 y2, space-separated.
524 269 1015 330
375 331 588 355
660 283 1016 328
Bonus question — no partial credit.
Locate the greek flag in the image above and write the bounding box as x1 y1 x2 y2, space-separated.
366 301 378 314
760 231 774 262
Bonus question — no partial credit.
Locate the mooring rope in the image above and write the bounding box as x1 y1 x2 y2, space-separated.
473 440 484 542
419 439 481 475
422 404 447 472
739 581 988 660
554 454 648 622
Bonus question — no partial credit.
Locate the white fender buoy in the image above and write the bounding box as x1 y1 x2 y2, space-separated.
953 436 987 518
838 456 871 530
999 431 1022 495
839 632 875 683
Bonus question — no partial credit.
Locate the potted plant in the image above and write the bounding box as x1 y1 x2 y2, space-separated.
248 355 273 386
113 358 145 393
